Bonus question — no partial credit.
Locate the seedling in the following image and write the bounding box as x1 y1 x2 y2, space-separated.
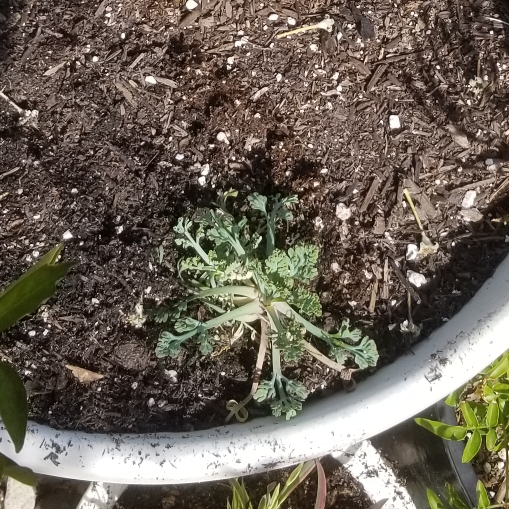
154 191 378 420
417 352 509 507
228 460 326 509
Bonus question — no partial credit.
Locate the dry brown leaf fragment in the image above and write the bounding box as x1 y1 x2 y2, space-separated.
65 364 104 383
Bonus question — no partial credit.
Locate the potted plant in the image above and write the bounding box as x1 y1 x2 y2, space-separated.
1 197 508 485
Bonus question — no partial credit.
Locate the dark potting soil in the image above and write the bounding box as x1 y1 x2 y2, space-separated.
115 457 372 509
1 0 509 433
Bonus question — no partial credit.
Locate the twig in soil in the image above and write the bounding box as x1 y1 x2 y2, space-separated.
276 18 334 39
389 258 421 304
403 188 424 231
485 16 509 27
0 90 25 116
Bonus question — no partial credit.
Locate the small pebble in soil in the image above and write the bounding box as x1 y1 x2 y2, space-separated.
216 131 229 144
145 75 157 85
91 298 100 305
198 176 207 186
459 208 483 223
287 16 296 25
71 188 78 195
309 43 319 52
389 114 401 130
268 13 278 21
276 73 282 82
406 243 419 261
407 270 427 288
175 153 185 161
185 0 198 10
147 398 155 408
165 369 178 383
28 330 36 337
62 230 73 240
461 190 476 209
200 164 210 176
335 203 352 221
331 262 340 273
115 225 124 234
131 382 138 389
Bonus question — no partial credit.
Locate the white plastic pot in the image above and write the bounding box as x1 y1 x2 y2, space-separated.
2 255 509 484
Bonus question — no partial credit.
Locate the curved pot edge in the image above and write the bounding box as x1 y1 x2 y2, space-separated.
1 254 508 484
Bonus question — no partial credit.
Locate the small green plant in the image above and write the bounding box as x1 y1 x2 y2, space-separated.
0 244 75 485
416 353 509 463
154 191 378 420
416 353 509 509
227 460 326 509
426 481 495 509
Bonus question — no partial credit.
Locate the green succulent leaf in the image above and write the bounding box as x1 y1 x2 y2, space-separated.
0 245 75 333
462 429 481 463
0 362 28 453
486 428 498 451
459 401 478 428
414 418 467 441
486 401 499 428
0 454 37 486
476 480 490 509
426 489 445 509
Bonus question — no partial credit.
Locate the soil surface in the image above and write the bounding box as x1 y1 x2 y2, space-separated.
1 0 509 432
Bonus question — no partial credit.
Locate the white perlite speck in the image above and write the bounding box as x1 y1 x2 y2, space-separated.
461 190 476 209
268 13 278 21
389 114 401 130
406 244 419 261
459 208 483 223
216 131 229 144
287 16 296 26
335 203 352 221
198 176 207 186
331 262 340 273
144 75 157 85
62 230 73 240
185 0 198 10
407 270 427 288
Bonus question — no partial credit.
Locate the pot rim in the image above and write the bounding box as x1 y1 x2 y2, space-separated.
2 256 508 484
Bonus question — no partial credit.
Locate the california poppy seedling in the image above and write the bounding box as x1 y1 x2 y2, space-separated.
154 191 378 420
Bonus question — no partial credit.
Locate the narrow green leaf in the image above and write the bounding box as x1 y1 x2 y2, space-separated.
1 454 37 486
483 385 496 402
445 387 464 407
476 480 490 509
446 482 469 509
0 245 63 296
493 383 509 394
486 401 500 428
426 489 445 509
486 354 509 379
462 430 482 463
415 418 467 441
486 428 498 451
279 460 315 504
0 258 76 333
459 402 478 427
0 362 27 452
